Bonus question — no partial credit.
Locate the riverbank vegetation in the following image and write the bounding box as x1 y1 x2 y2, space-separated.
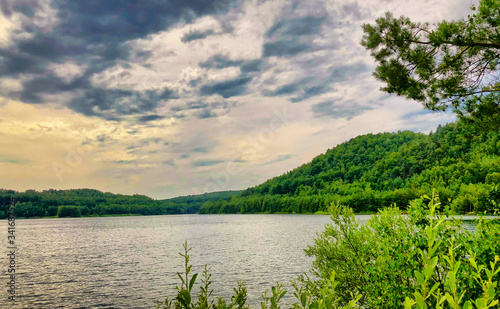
0 189 242 219
158 194 500 308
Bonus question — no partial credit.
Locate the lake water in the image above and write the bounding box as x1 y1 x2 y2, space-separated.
1 214 486 308
1 214 351 308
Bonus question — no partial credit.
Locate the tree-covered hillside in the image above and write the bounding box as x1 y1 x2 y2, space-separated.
0 188 241 218
200 121 500 214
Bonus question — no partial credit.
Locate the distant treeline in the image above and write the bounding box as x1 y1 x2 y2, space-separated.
200 121 500 215
0 189 242 219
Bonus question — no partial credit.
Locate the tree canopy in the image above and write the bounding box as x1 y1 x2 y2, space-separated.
361 0 500 131
0 188 241 218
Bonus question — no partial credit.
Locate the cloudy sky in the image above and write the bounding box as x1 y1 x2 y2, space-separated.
0 0 473 199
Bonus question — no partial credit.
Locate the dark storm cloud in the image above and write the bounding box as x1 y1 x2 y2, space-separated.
0 0 38 17
138 115 166 122
266 15 327 38
261 62 372 103
170 101 208 112
290 83 333 103
264 82 303 97
68 87 175 119
193 147 209 153
135 50 153 61
61 0 231 44
0 49 44 77
18 76 65 103
312 100 373 119
262 12 328 59
262 75 330 103
196 109 218 119
181 29 215 42
200 55 262 75
126 137 172 153
199 54 243 69
200 76 252 98
257 2 369 101
0 0 239 118
192 160 224 167
170 100 239 119
330 62 370 83
262 40 311 58
240 59 262 73
289 62 370 102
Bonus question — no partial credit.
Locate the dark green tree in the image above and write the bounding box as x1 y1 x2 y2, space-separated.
361 0 500 130
57 205 82 218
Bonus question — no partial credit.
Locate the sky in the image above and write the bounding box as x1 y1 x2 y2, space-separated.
0 0 475 199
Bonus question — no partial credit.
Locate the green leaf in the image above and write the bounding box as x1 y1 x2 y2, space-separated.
429 282 439 296
301 292 307 308
177 273 185 285
475 298 486 308
189 273 198 292
415 271 425 285
445 293 456 307
176 289 192 309
414 292 427 309
404 297 415 309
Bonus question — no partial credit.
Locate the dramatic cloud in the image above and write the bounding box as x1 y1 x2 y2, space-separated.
181 29 216 42
0 0 240 119
312 100 374 119
200 76 253 98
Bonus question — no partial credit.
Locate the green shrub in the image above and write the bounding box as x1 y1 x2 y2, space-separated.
57 205 81 218
79 206 90 216
47 206 58 216
306 193 500 308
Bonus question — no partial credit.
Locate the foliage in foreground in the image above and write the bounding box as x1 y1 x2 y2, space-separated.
155 242 360 309
307 193 500 308
159 194 500 308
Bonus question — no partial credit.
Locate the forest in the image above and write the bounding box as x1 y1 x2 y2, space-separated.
0 188 241 219
200 121 500 215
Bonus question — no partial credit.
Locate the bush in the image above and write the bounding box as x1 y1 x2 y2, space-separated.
306 193 500 308
57 205 81 218
47 206 58 217
79 206 90 216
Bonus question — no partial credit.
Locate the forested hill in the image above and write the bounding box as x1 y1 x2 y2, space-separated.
0 188 240 218
200 122 500 214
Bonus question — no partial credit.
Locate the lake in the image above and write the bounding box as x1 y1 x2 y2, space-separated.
1 214 354 308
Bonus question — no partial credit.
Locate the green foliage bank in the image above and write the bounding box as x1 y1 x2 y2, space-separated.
0 189 242 219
